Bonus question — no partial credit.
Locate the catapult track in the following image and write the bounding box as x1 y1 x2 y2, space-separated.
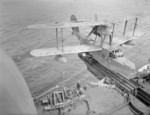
78 53 150 114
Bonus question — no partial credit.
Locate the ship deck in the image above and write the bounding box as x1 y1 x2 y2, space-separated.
78 52 150 114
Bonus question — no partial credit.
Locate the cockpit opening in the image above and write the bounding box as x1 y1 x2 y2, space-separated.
109 49 124 58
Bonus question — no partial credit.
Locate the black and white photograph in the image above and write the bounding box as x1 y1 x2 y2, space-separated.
0 0 150 115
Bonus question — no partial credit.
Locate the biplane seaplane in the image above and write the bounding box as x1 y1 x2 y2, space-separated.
27 14 143 80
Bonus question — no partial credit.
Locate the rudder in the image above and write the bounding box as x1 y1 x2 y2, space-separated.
70 14 80 32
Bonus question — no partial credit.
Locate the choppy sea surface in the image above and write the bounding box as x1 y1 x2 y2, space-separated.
0 0 150 96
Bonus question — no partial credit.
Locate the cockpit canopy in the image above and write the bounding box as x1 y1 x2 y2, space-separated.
109 49 124 58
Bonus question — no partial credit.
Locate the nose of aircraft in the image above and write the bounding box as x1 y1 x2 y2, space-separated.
127 60 136 70
125 59 135 70
124 58 137 79
117 57 136 79
118 58 136 79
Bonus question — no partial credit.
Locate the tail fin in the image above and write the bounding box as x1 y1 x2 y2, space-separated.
70 14 80 32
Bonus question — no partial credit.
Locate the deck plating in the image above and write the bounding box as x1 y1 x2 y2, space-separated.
78 52 150 114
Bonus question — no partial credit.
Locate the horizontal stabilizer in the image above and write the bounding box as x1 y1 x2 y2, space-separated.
30 45 101 57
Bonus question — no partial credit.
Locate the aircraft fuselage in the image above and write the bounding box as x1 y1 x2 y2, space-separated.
88 48 136 79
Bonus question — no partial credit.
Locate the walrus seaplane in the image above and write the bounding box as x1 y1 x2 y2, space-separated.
27 14 144 80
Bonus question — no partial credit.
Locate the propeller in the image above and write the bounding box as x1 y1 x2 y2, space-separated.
87 27 95 38
87 26 101 38
87 25 114 46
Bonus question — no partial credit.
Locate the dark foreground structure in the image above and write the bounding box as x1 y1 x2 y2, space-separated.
0 48 37 115
78 52 150 115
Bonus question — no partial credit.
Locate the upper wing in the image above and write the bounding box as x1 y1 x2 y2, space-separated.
30 45 101 57
27 15 140 30
27 21 108 29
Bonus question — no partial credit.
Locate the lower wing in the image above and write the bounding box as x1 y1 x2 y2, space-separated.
30 45 101 57
112 31 144 47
